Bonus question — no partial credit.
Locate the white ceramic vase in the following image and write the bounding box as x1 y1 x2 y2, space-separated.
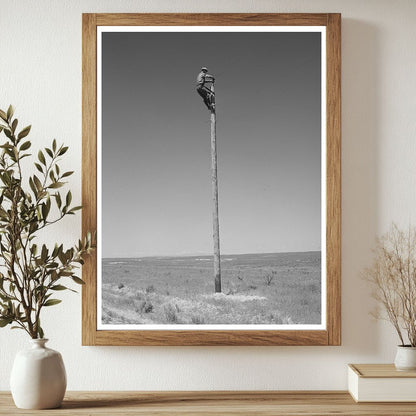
394 345 416 371
10 339 66 409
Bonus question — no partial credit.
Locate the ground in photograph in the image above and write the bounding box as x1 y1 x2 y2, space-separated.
101 251 321 326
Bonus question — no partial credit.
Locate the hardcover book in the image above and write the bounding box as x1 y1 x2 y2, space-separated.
348 364 416 402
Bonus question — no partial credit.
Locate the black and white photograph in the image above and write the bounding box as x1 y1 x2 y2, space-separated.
98 27 326 329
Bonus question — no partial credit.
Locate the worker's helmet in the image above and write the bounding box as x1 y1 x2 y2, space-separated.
201 66 208 72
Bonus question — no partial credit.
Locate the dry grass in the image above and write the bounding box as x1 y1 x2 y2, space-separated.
363 224 416 346
101 252 321 326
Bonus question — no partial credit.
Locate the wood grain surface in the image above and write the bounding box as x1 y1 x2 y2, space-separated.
1 391 416 415
81 13 98 346
82 13 341 346
326 13 342 346
95 13 330 26
350 364 416 378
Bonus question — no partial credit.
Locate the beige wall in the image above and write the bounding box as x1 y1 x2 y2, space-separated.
0 0 415 390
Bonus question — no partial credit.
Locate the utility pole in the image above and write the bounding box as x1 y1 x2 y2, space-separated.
210 82 221 293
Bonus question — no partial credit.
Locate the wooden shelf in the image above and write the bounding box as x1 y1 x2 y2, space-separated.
2 391 416 415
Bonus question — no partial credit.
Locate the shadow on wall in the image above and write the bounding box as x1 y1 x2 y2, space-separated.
341 19 381 355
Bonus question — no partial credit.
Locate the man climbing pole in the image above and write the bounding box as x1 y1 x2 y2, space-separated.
196 66 221 293
196 67 215 110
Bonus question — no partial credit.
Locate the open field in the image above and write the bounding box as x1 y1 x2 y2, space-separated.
101 251 321 326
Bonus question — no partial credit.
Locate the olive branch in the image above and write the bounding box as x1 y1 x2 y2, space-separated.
0 105 94 338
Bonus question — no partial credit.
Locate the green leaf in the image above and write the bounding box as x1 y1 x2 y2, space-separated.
48 182 64 189
11 119 18 133
34 163 43 173
43 299 62 307
38 150 46 165
0 317 13 327
65 191 72 207
38 325 44 339
45 148 53 158
61 171 74 178
58 146 68 156
33 175 42 192
0 109 7 121
41 202 50 220
20 140 31 151
29 177 37 196
58 250 67 264
6 105 14 121
51 244 59 258
52 139 57 152
31 244 38 256
55 192 62 208
29 222 39 234
50 284 68 291
3 129 12 140
18 125 31 140
41 244 48 262
69 206 82 213
71 276 85 285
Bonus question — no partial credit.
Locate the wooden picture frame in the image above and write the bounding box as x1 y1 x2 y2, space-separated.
82 13 341 346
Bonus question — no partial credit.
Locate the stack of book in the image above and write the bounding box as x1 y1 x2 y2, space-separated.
348 364 416 402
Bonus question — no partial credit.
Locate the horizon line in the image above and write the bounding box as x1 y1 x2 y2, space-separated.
102 249 321 260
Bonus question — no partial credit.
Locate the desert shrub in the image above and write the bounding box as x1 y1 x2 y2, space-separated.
145 284 155 294
118 283 125 290
225 287 237 295
264 270 277 286
248 285 257 290
267 313 276 322
136 299 154 314
191 315 205 324
143 301 153 313
164 303 179 323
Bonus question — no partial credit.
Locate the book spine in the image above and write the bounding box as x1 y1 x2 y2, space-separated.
347 366 359 402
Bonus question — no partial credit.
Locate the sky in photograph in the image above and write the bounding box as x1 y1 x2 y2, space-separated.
101 30 322 258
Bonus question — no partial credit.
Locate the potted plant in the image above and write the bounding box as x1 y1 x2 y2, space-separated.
0 105 94 408
363 223 416 370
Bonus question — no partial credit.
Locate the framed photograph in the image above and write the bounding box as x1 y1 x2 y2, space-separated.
82 13 341 346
